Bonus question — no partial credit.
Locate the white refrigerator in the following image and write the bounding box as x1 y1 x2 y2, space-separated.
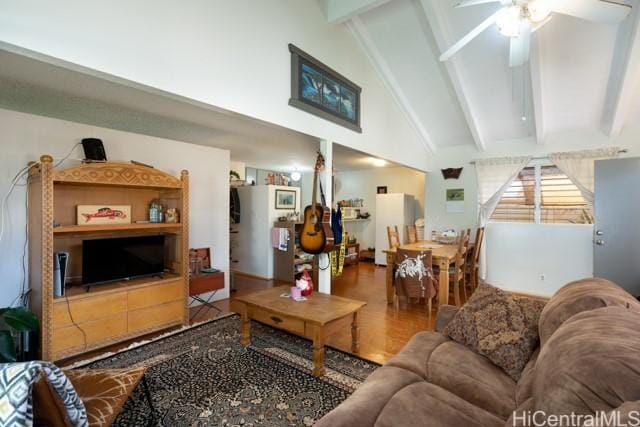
375 193 415 265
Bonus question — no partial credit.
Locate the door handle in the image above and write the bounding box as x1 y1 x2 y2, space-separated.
595 239 605 246
595 230 604 236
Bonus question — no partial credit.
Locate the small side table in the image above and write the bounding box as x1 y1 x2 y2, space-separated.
359 249 375 262
189 271 225 320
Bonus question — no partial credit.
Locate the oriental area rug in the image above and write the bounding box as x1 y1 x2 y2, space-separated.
77 314 379 426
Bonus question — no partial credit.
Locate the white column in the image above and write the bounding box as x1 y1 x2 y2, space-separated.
318 139 333 294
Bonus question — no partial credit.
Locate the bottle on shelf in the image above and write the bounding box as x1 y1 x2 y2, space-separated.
149 199 164 223
158 203 164 223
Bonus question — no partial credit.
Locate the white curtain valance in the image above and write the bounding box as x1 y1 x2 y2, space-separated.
548 147 621 208
474 155 532 280
475 156 532 227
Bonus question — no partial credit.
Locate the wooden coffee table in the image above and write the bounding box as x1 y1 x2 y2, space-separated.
231 287 366 377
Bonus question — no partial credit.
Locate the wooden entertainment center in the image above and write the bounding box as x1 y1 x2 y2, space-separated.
28 156 190 361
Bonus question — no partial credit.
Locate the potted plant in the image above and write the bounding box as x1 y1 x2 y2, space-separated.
0 307 39 362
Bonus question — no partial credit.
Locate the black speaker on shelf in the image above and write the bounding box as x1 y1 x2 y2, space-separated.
81 138 107 161
53 252 68 297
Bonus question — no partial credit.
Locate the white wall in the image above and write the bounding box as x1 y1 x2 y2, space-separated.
235 186 270 278
0 109 230 307
230 161 246 180
485 223 594 296
425 128 640 296
235 185 301 279
335 167 425 249
299 172 315 209
425 162 478 238
0 0 429 172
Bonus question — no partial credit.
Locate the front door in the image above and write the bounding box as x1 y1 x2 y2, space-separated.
594 157 640 296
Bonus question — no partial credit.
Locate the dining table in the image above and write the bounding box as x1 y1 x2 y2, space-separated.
384 240 462 307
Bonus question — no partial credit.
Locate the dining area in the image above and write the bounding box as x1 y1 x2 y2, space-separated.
384 225 485 312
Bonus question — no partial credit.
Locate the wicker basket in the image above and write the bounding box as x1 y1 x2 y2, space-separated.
437 236 458 245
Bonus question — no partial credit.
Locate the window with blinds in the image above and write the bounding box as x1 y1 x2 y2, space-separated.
490 167 536 222
490 165 593 224
539 166 593 224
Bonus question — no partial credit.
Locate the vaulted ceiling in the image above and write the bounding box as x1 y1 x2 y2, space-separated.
319 0 640 153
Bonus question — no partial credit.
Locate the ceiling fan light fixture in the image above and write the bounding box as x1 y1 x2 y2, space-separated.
527 0 553 23
496 6 522 37
443 0 632 68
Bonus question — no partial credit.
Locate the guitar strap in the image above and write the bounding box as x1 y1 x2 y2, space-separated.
321 181 346 276
320 181 343 245
319 180 327 207
331 224 347 277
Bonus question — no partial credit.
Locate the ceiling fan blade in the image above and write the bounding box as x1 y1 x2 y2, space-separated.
509 20 531 67
454 0 502 8
553 0 632 24
440 9 503 61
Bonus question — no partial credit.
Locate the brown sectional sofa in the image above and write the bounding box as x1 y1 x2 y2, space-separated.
316 278 640 427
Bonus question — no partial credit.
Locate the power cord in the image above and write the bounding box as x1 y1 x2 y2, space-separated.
19 174 29 307
64 294 88 350
318 252 331 270
0 163 37 244
1 142 81 308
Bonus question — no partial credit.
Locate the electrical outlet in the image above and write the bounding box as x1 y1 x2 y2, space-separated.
540 274 545 281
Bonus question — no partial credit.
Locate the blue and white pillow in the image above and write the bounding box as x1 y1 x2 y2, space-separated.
0 361 87 427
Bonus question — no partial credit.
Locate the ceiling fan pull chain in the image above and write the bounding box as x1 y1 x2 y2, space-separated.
511 67 515 103
522 63 527 121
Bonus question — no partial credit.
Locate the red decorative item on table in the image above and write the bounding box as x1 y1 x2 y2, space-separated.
298 270 314 297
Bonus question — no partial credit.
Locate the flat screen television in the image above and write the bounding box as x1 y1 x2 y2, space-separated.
82 235 165 286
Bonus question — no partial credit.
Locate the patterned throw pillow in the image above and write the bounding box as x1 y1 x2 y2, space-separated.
442 283 546 381
0 361 87 427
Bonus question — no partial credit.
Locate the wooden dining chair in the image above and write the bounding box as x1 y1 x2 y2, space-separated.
451 230 469 305
469 227 485 291
387 226 401 249
434 230 468 306
462 229 470 255
466 228 472 252
406 225 418 244
394 248 437 315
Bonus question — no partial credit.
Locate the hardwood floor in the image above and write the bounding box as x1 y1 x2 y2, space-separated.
63 262 436 367
326 262 436 364
197 262 436 365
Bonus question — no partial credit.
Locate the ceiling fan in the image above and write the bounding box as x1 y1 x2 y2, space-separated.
439 0 632 67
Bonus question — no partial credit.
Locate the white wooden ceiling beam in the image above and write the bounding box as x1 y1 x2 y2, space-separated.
602 3 640 137
417 0 487 150
529 37 546 144
347 16 438 154
323 0 396 24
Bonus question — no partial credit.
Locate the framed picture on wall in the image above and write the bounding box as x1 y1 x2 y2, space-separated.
275 189 297 210
446 188 465 213
377 186 388 194
289 44 362 133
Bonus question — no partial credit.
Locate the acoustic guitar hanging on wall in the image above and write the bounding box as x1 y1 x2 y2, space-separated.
300 152 334 254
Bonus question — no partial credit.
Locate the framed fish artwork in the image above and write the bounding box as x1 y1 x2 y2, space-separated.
76 205 131 225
